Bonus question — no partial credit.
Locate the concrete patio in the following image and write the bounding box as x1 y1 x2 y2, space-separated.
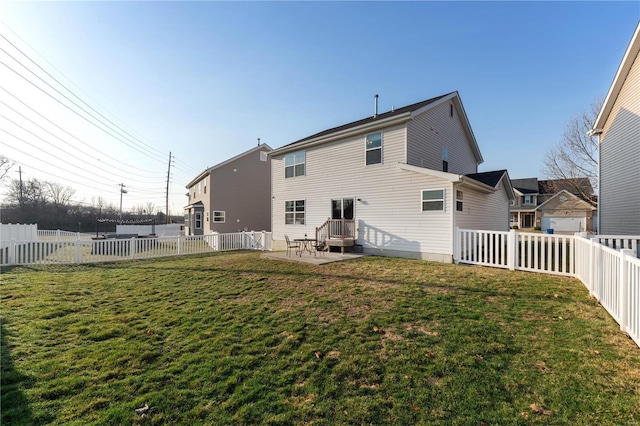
260 250 367 265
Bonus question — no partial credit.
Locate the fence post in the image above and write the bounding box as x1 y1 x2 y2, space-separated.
619 249 633 333
242 231 246 250
75 239 82 263
177 237 182 255
588 238 596 297
507 230 516 270
262 230 267 251
130 237 137 260
57 229 61 239
8 239 15 265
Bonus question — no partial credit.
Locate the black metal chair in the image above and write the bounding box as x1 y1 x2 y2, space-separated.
313 237 328 256
284 235 300 257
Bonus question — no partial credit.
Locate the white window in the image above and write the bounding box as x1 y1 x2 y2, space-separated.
456 190 463 212
285 151 305 178
195 212 202 229
366 132 382 165
523 195 534 205
213 211 225 222
422 189 445 211
285 200 305 225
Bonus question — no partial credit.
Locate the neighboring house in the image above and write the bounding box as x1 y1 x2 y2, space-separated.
269 92 514 262
184 144 272 235
510 177 596 233
590 22 640 235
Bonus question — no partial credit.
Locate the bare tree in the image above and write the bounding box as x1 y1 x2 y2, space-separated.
145 202 156 216
46 181 75 209
7 177 46 208
543 99 602 203
0 155 13 182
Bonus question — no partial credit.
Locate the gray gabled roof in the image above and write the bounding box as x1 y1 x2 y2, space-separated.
465 170 508 188
273 92 483 164
283 94 450 147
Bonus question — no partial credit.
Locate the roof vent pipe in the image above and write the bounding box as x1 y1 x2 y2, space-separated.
257 137 261 146
374 94 379 117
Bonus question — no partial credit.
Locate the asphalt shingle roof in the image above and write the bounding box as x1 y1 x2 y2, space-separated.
282 93 453 148
465 170 508 187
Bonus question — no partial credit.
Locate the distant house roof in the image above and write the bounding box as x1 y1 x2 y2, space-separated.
592 22 640 134
538 178 593 196
271 92 483 165
465 170 508 187
511 178 539 194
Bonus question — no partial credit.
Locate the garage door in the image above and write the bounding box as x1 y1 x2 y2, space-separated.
541 216 586 232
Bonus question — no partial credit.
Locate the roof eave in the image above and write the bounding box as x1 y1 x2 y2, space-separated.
592 22 640 133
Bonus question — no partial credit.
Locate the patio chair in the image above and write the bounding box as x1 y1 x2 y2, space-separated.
313 238 328 256
284 235 300 257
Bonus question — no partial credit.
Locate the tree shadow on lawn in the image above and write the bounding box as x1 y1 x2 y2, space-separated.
1 321 42 425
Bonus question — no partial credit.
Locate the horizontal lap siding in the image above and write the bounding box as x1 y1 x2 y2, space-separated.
600 50 640 235
455 182 510 231
407 100 478 175
272 124 454 256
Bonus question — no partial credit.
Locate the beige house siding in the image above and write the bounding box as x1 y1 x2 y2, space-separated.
455 181 511 232
407 100 479 175
537 194 596 233
599 48 640 235
271 125 457 262
185 175 210 235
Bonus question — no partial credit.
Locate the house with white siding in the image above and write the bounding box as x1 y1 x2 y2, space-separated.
269 92 514 262
590 22 640 235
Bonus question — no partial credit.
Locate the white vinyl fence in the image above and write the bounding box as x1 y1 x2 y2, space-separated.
1 224 38 249
456 228 640 348
1 231 272 267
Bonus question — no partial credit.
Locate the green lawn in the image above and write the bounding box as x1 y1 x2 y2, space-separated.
1 252 638 425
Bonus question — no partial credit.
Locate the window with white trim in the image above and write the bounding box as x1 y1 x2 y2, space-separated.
422 189 445 211
365 132 382 165
195 212 202 229
285 151 305 178
213 211 225 222
523 195 534 205
285 200 305 225
456 190 463 211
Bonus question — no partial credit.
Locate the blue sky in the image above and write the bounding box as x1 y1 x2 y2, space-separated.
0 1 638 214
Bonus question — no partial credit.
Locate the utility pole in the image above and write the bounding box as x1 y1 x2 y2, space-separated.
165 152 173 224
18 166 24 211
119 183 127 222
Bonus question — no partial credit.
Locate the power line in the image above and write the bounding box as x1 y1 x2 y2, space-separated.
0 59 168 164
0 89 166 176
1 33 168 158
1 113 164 185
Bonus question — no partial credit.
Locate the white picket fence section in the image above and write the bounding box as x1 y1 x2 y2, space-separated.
1 224 38 249
456 228 640 348
37 230 93 241
1 231 272 267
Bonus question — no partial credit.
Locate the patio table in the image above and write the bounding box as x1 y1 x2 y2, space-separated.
294 238 316 256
